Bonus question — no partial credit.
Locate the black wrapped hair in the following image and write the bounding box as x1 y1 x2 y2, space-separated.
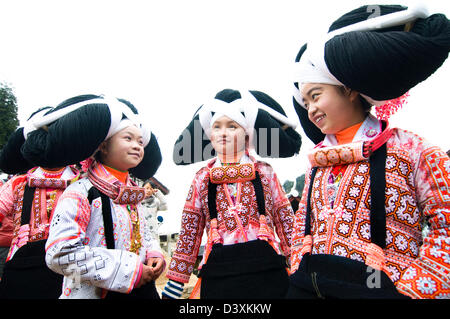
0 127 33 174
21 94 162 180
294 4 450 143
325 11 450 100
173 113 215 165
250 90 302 158
173 89 302 165
293 44 326 144
0 106 53 174
21 95 110 168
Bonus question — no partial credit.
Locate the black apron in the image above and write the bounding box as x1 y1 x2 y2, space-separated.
88 187 160 300
286 253 409 299
198 171 289 299
0 185 63 299
287 144 409 299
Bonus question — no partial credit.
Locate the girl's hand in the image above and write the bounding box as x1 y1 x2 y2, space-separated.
147 257 165 280
135 264 155 288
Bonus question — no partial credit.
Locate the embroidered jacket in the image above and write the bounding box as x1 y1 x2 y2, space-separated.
291 115 450 299
166 155 294 284
45 163 164 299
0 166 79 261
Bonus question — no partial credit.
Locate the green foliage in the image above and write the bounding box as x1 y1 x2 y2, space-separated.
282 180 294 194
295 174 305 195
283 174 306 196
0 82 19 151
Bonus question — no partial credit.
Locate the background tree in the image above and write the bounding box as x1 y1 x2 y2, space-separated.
295 174 305 195
282 180 294 194
282 174 305 196
0 82 19 152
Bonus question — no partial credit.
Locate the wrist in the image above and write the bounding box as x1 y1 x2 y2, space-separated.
133 262 144 288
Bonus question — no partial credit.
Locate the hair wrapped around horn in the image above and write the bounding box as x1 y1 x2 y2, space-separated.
293 4 450 143
173 89 302 165
20 94 162 180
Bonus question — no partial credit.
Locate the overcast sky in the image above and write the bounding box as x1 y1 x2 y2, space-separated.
0 0 449 233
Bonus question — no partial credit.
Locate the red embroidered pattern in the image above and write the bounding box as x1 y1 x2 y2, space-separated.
209 163 256 184
167 162 294 283
292 133 450 298
298 152 422 280
308 143 364 167
395 147 450 298
168 207 203 283
115 186 146 205
28 177 68 189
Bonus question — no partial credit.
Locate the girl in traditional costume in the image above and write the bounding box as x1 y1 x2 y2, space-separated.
0 106 80 298
288 4 450 299
22 94 164 299
162 88 301 299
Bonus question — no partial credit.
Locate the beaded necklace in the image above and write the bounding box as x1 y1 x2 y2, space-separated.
42 168 64 218
126 204 142 254
325 122 362 208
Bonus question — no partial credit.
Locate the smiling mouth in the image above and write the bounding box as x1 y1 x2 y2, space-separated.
315 115 326 124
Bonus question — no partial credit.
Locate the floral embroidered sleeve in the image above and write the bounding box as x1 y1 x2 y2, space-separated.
290 166 312 273
260 164 294 258
166 170 207 284
0 177 15 222
395 142 450 299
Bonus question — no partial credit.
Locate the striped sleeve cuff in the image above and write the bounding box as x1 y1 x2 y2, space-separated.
162 280 184 299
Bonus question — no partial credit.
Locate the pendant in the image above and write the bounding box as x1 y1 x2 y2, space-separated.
127 205 139 223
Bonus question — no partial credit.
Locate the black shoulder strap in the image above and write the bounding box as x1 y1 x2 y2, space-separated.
87 187 115 250
369 142 387 249
207 171 266 220
304 145 387 249
251 171 266 216
21 185 36 225
305 167 318 237
207 179 218 220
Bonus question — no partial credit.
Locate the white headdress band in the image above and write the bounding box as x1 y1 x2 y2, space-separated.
198 90 297 139
293 3 430 108
24 96 151 147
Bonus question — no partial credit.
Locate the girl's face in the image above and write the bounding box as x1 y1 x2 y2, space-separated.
210 116 247 162
301 83 366 135
99 125 144 172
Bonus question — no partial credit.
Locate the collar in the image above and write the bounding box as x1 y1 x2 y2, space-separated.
335 122 364 145
208 154 256 184
322 114 381 147
88 162 145 204
308 115 392 167
102 165 129 184
27 166 80 189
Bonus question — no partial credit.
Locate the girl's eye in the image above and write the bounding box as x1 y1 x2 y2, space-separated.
312 93 320 100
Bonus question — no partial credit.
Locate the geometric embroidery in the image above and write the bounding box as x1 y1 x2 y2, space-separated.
423 147 450 203
209 163 256 184
292 130 450 298
303 148 424 284
167 160 293 283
